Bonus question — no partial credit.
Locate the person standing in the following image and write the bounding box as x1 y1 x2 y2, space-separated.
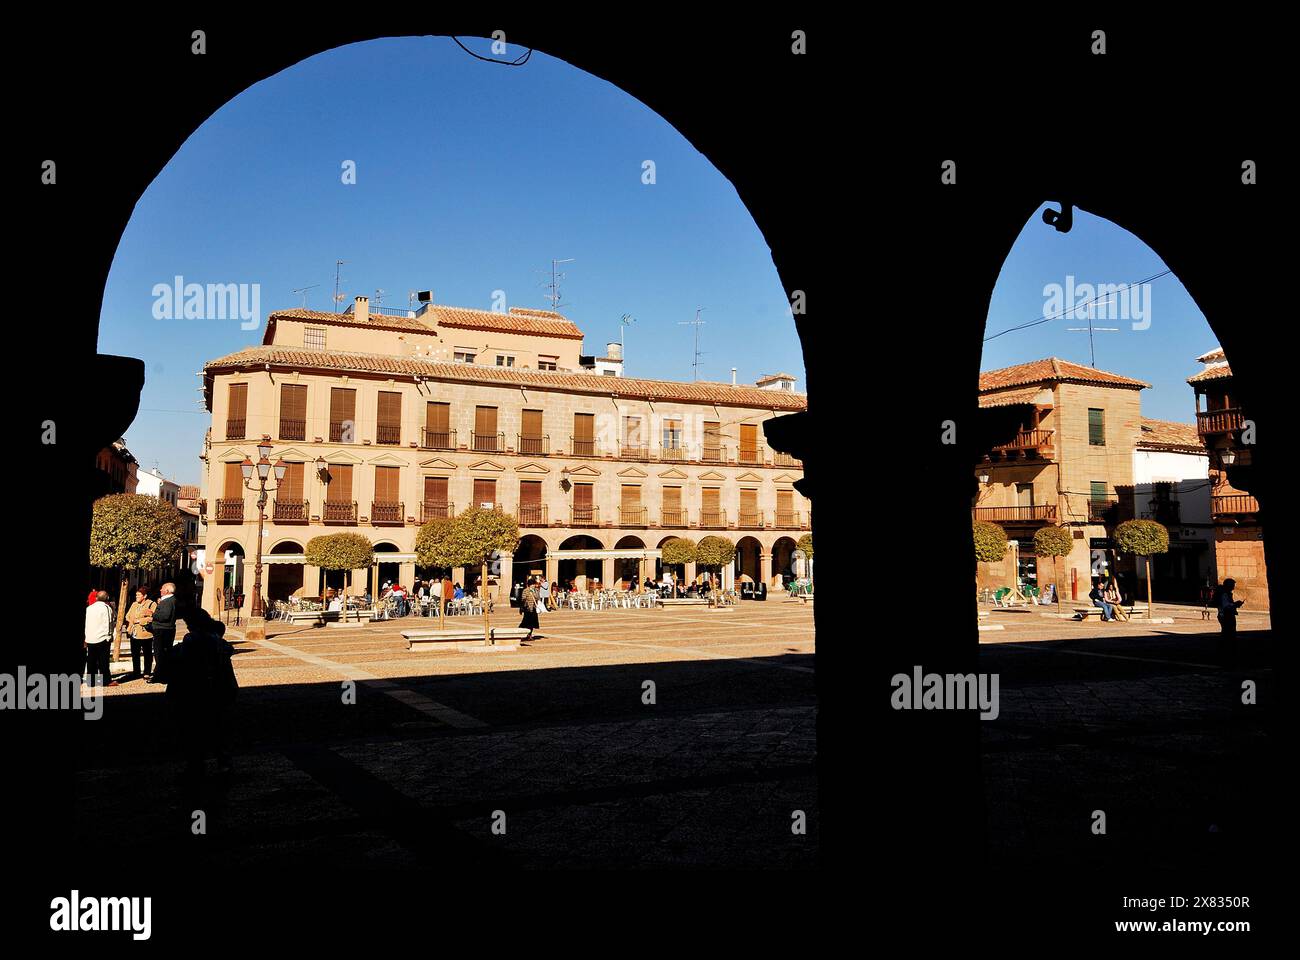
1214 578 1244 663
149 582 179 684
125 586 157 680
166 609 238 783
518 578 540 644
536 578 549 618
84 591 116 687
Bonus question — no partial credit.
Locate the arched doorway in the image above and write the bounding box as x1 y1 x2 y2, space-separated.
267 540 304 603
372 541 401 594
558 534 604 589
771 536 798 590
216 540 245 608
735 536 762 586
614 535 646 586
656 535 691 586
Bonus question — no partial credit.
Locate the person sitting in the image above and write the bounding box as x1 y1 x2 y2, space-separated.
453 583 464 600
1088 578 1115 621
1103 578 1128 620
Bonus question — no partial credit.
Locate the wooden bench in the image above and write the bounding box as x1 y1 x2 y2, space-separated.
1072 606 1102 621
403 626 531 651
285 609 375 625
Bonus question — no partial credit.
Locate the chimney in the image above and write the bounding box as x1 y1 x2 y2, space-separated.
353 295 369 323
731 367 737 386
606 341 623 361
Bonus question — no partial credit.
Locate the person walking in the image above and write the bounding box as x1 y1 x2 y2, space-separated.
535 578 550 618
149 582 179 684
125 586 157 680
84 590 117 687
518 578 540 644
1214 578 1244 663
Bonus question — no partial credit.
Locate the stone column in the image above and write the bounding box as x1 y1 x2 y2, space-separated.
399 560 416 589
497 555 514 600
452 566 466 592
684 560 697 587
760 552 773 590
545 555 559 587
602 556 616 589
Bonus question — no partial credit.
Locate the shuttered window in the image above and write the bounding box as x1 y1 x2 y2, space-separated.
474 406 499 450
327 464 353 502
223 461 244 497
280 462 305 500
521 408 543 437
226 383 247 439
279 384 307 440
739 423 758 461
519 479 543 524
702 488 720 511
740 489 758 513
424 401 450 448
777 490 793 512
330 388 356 442
520 409 544 454
573 412 595 456
1088 408 1105 446
703 421 722 461
423 476 448 503
662 486 683 526
376 391 402 445
573 483 594 523
621 484 642 508
374 465 400 502
473 478 496 508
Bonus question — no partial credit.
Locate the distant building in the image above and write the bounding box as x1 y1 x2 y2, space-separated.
94 439 138 497
136 466 180 505
1132 418 1215 601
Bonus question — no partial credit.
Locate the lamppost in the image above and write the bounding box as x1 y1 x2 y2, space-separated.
241 435 287 638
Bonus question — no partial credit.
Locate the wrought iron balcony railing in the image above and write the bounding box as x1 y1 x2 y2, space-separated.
619 506 648 526
517 503 548 526
736 445 767 466
774 510 804 529
658 445 688 462
660 507 688 527
371 501 404 525
737 510 766 529
570 437 600 457
472 431 505 453
322 500 358 524
517 434 549 456
700 444 727 464
420 500 454 523
619 442 649 460
225 418 246 440
272 499 309 523
278 418 306 441
375 423 402 445
215 498 244 523
420 428 457 450
571 505 600 526
699 509 728 529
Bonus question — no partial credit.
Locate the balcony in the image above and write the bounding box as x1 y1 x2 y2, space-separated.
570 437 601 457
225 418 246 440
775 510 805 529
701 444 728 464
1212 493 1260 517
619 442 649 460
472 431 505 453
518 434 549 456
973 504 1057 524
619 505 648 526
329 421 352 443
1198 407 1244 436
737 509 766 529
1087 497 1122 525
699 509 728 529
371 500 404 526
517 503 548 526
375 423 401 446
272 499 309 523
322 500 357 524
773 451 803 468
278 418 306 442
660 507 688 527
988 429 1055 460
420 428 457 450
736 445 767 467
420 500 454 523
658 445 688 463
571 505 600 527
1148 501 1181 526
214 498 245 523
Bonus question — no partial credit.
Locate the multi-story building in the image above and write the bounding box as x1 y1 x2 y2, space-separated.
1188 347 1268 609
974 357 1147 598
93 439 138 497
1131 418 1215 601
197 296 810 615
136 465 180 505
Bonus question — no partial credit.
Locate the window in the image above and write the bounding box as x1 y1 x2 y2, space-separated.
330 387 356 442
662 418 682 450
454 348 477 364
739 488 760 525
279 383 307 441
495 354 515 367
538 356 558 371
739 423 759 463
422 476 450 520
662 486 684 526
223 461 244 497
303 326 327 350
703 421 722 461
376 391 401 445
602 370 616 376
701 487 722 525
424 401 451 448
473 478 497 509
279 462 304 501
520 409 545 454
327 464 353 502
519 480 544 524
1090 481 1108 501
573 412 595 456
1015 483 1034 507
1088 408 1106 446
621 484 644 524
374 465 400 503
226 383 247 439
573 482 595 523
623 416 645 457
474 406 499 451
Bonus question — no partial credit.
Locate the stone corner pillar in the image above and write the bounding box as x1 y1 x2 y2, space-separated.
684 560 697 586
760 551 773 588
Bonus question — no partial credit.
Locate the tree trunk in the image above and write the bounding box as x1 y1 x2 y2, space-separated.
1145 555 1154 617
1055 557 1062 613
482 561 491 644
112 575 129 661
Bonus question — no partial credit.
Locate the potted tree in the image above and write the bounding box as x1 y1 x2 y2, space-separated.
696 535 737 604
89 493 186 661
443 506 520 644
304 533 375 623
1033 525 1074 614
1114 518 1170 618
660 537 697 596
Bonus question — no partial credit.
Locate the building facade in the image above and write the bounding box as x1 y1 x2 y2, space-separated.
1131 418 1215 601
1189 347 1269 609
198 297 810 615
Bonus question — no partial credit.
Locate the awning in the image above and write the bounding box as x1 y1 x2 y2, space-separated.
260 552 418 564
550 549 662 561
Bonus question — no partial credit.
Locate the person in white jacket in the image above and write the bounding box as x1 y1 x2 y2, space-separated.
84 591 116 687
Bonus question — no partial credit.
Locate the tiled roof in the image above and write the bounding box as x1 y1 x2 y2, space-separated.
177 484 201 499
1138 418 1203 451
978 357 1149 391
978 387 1048 409
1195 347 1225 363
755 372 797 385
1188 363 1232 384
203 346 808 411
264 304 585 341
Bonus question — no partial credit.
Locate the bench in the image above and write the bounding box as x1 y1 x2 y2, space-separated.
1072 606 1103 621
285 609 375 625
403 626 532 651
660 598 710 607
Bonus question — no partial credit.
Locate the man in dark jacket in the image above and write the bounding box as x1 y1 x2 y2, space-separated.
165 608 238 779
148 583 178 683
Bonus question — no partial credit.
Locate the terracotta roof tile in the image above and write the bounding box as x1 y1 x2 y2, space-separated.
177 484 201 499
978 387 1049 409
1195 347 1226 363
755 372 797 385
1187 363 1232 384
265 304 585 341
978 357 1149 391
1138 418 1203 451
204 346 808 411
266 307 433 336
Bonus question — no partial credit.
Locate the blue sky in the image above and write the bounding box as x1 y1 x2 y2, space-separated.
99 36 802 483
982 204 1219 420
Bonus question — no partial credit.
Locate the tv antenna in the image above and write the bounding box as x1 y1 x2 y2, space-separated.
540 258 575 312
678 308 705 381
619 313 635 348
374 288 386 307
291 284 319 309
1067 308 1120 367
332 260 349 311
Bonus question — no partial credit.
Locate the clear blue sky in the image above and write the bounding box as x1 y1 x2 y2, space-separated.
982 204 1219 421
99 36 802 483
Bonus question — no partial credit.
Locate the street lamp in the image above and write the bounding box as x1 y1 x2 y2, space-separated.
978 470 991 484
243 435 288 631
1220 448 1236 466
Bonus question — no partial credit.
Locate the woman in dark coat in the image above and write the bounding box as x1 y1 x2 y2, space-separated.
518 578 540 643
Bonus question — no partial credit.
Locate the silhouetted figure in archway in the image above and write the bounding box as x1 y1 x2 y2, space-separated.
165 607 238 785
1212 578 1244 665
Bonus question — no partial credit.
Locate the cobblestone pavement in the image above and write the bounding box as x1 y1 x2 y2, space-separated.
78 601 819 868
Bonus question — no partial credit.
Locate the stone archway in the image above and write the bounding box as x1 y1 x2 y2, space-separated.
267 539 304 603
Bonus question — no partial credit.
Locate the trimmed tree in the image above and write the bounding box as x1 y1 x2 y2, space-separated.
795 533 814 583
972 520 1008 564
89 493 186 660
415 516 456 623
304 533 375 622
697 535 737 577
660 537 696 591
441 507 520 644
1033 525 1074 612
1114 518 1170 614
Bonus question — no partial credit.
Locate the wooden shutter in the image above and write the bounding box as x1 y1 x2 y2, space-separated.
330 388 356 441
424 401 450 447
377 391 402 444
520 480 541 505
280 462 305 500
574 483 593 508
740 488 758 513
662 486 681 509
327 464 352 502
226 383 247 438
375 465 400 502
702 487 720 511
621 484 641 508
475 406 497 435
522 409 543 437
777 489 793 512
424 476 448 502
473 478 496 507
1088 408 1105 445
280 384 307 439
739 423 758 459
223 461 244 496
